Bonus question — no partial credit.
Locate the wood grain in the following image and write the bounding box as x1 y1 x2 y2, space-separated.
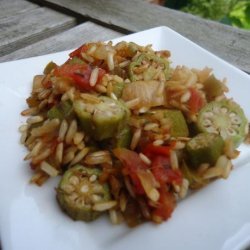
0 21 122 62
31 0 250 73
0 0 38 19
0 7 77 57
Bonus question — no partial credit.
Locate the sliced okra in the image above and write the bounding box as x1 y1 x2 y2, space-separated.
145 109 189 137
115 125 132 148
197 99 248 147
47 100 73 120
202 74 227 101
186 133 224 168
74 96 130 141
163 110 189 137
56 165 111 222
181 161 208 189
43 61 57 75
112 81 125 98
129 53 170 81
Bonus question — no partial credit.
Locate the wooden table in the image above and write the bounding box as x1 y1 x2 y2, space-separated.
0 0 250 74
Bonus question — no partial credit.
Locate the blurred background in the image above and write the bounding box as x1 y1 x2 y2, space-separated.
150 0 250 30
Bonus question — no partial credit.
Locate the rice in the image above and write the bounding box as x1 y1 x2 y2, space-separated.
21 107 38 116
107 52 114 71
130 128 141 150
80 93 100 103
31 119 60 137
70 147 89 166
32 148 51 165
170 150 179 169
73 132 85 145
40 161 58 177
27 115 44 124
58 120 68 141
139 153 151 165
84 150 111 165
55 142 64 164
92 201 117 211
125 98 140 109
152 139 164 146
65 120 77 144
89 68 99 86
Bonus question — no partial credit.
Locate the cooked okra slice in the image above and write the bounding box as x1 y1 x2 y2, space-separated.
74 96 130 141
57 165 111 222
186 133 224 168
181 161 208 189
202 74 227 101
115 125 132 148
197 99 248 147
43 61 57 74
148 109 189 137
47 100 73 120
112 81 125 98
163 110 189 137
129 53 170 81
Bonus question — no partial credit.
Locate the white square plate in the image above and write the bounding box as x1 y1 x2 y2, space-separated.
0 26 250 250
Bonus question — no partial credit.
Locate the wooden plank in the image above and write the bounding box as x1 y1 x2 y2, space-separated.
0 0 38 19
0 7 77 57
0 22 122 62
32 0 250 73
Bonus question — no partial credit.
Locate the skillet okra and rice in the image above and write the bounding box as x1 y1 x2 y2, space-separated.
20 41 249 226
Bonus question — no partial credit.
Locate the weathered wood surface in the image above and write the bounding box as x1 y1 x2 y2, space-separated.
0 22 122 62
0 4 76 57
0 0 38 18
31 0 250 73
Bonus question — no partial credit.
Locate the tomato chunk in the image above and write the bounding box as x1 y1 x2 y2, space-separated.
54 64 105 91
69 44 89 58
152 188 176 221
113 148 148 194
188 87 205 114
142 144 171 158
151 156 183 185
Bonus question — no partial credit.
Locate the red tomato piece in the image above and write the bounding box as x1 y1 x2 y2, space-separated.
142 144 171 159
113 148 148 195
54 64 105 91
151 156 183 185
69 44 89 58
152 188 176 221
188 87 205 114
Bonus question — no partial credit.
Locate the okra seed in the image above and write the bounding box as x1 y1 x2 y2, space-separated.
80 185 89 193
202 119 212 126
76 198 85 207
68 192 78 201
203 112 214 118
89 175 97 182
69 176 80 186
206 126 217 133
220 107 228 114
231 116 241 124
62 184 75 193
227 128 236 136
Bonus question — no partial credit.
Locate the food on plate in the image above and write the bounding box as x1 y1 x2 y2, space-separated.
57 165 113 221
20 40 249 226
197 99 248 147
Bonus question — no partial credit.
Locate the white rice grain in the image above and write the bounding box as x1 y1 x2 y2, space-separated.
89 68 99 86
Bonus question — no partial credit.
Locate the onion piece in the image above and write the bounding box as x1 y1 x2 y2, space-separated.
122 80 166 109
